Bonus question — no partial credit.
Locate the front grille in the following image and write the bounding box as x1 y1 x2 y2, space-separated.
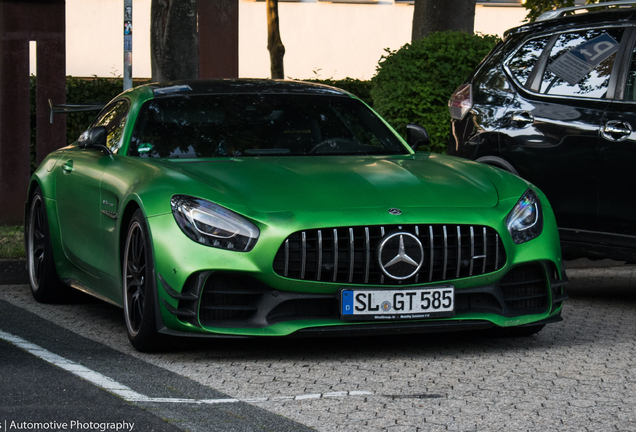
273 225 506 285
499 264 548 314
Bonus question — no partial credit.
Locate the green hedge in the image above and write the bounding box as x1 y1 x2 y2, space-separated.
371 31 500 153
303 77 373 107
65 76 130 143
29 76 148 153
29 76 149 172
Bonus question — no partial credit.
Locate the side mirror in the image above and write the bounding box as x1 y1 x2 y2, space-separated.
406 123 430 151
78 126 111 155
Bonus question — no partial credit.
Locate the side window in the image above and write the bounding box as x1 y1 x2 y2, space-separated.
507 36 553 87
92 100 129 152
624 44 636 101
540 28 624 98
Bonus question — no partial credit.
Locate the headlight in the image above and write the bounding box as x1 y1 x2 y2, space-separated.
506 189 543 244
171 195 259 252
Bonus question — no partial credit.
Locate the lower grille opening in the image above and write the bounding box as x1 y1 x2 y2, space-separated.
198 274 266 326
455 292 503 314
200 293 259 321
499 264 548 315
267 298 338 324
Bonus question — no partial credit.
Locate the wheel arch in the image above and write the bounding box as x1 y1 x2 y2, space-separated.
118 199 143 266
475 155 519 176
24 178 63 263
24 179 44 223
119 201 167 350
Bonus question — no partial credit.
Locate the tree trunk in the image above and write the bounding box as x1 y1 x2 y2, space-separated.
266 0 285 79
151 0 198 82
412 0 477 42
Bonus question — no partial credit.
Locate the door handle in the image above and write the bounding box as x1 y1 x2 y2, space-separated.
61 160 73 173
510 111 534 128
602 120 632 142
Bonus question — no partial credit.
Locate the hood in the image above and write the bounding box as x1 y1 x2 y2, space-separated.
160 154 499 214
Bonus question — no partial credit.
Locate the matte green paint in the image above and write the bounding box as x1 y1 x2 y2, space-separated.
29 82 565 338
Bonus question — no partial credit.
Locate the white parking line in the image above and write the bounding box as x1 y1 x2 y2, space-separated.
0 330 372 404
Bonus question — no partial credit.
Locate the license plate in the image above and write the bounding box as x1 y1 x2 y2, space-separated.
340 286 455 320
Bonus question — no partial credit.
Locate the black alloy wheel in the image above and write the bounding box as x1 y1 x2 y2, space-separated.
27 187 66 303
28 193 46 289
122 209 163 351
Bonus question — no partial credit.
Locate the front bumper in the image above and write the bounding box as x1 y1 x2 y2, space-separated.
154 260 567 338
146 201 566 338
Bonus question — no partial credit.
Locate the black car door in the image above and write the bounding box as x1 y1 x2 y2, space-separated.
597 27 636 240
500 26 625 234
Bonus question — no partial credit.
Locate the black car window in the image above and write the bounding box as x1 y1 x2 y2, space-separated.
540 28 624 99
128 94 408 158
92 100 129 152
507 35 553 87
624 43 636 101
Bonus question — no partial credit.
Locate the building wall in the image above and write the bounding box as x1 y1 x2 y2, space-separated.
30 0 527 80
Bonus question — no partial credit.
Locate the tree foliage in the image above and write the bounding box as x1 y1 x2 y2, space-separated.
371 31 500 153
304 78 373 106
522 0 617 22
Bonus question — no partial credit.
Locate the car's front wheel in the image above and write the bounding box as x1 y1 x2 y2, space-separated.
26 187 67 303
122 209 164 352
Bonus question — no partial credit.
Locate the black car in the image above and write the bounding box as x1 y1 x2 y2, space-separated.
449 2 636 262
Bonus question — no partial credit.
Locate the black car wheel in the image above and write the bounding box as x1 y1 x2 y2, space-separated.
122 209 163 351
475 156 519 176
26 187 67 303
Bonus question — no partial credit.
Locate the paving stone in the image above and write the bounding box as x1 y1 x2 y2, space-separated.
2 263 636 431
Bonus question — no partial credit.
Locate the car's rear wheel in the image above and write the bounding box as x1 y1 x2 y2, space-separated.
26 187 67 303
122 209 163 352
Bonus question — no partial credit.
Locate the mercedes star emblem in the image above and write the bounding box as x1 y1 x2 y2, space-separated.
377 232 424 280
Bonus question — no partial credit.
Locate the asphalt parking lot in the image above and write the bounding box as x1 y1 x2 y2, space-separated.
1 259 635 432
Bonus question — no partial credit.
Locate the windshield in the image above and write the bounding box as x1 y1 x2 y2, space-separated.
129 94 408 158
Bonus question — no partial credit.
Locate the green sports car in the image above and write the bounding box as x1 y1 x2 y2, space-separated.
25 80 568 351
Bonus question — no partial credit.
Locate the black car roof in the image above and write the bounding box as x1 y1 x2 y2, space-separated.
149 79 349 98
504 7 636 39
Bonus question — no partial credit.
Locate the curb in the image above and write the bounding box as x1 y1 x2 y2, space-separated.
0 259 29 285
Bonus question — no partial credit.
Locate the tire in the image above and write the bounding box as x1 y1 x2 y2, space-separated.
26 187 68 303
475 156 519 176
122 209 164 352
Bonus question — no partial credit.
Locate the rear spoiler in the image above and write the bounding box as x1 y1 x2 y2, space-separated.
48 99 105 124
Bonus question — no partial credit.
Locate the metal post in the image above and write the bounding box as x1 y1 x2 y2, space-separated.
124 0 132 90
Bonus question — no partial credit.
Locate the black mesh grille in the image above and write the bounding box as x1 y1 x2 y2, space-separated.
273 224 506 285
199 274 263 324
499 264 548 313
266 298 338 324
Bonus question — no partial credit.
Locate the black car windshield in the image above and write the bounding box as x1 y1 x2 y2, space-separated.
129 94 408 158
